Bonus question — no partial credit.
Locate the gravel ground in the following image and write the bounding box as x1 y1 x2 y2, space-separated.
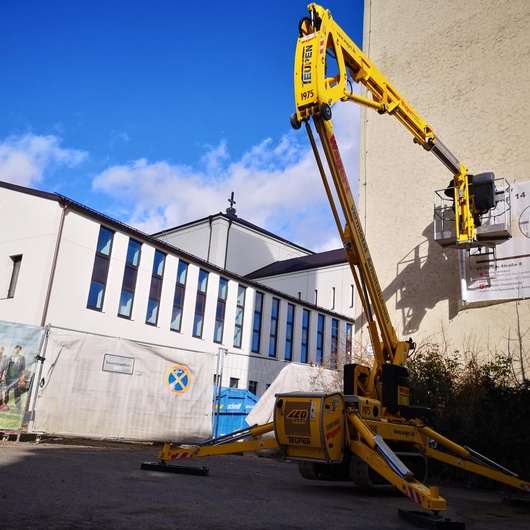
1 437 529 529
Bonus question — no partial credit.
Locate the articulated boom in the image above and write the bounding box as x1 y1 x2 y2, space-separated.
303 115 410 395
291 3 510 248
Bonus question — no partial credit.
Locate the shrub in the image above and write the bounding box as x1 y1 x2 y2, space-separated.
406 340 530 485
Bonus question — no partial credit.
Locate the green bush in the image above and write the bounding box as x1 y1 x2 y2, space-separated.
406 343 530 485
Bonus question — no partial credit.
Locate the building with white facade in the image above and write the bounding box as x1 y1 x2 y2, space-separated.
0 181 355 400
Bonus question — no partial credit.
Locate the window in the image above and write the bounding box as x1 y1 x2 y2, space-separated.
118 239 141 318
233 285 246 348
331 318 339 368
7 255 22 298
331 287 336 310
193 269 209 338
346 322 353 363
301 309 310 363
87 226 114 310
350 284 355 308
146 250 165 325
316 314 325 365
251 292 264 353
170 260 188 332
214 278 228 343
269 298 280 358
229 377 239 388
285 303 295 361
249 380 258 395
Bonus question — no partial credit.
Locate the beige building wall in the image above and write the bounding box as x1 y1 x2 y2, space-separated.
357 1 530 371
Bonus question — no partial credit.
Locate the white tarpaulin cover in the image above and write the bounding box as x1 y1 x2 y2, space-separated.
32 328 215 442
246 363 341 429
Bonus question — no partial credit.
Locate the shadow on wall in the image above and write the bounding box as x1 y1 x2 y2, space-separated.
355 222 461 338
384 222 461 334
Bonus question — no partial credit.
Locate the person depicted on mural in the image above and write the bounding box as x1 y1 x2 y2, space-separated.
5 345 26 410
0 346 9 411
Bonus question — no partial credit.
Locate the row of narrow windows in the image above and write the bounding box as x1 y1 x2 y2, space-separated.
248 295 352 365
250 286 352 365
87 226 352 363
86 227 245 347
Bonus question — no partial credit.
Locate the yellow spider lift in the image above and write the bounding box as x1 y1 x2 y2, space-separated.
144 5 526 528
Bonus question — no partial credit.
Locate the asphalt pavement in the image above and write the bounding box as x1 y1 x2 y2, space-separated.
1 438 529 529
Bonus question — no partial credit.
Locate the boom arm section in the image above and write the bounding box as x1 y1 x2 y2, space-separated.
291 5 416 390
304 116 411 389
291 3 477 244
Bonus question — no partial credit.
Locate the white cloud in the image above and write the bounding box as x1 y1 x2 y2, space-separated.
0 133 88 187
93 104 360 251
109 130 131 148
199 139 230 175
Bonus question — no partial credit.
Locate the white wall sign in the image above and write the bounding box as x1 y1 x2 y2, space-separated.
462 180 530 305
102 353 135 375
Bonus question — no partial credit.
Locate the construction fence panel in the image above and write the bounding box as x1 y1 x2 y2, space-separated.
31 327 216 442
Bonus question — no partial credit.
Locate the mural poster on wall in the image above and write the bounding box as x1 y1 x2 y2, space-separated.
0 321 44 430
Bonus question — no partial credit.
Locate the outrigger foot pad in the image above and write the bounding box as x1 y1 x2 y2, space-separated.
141 461 209 476
398 509 465 529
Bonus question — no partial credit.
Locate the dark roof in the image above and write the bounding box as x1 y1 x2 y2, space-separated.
152 212 314 255
247 248 348 279
0 180 58 201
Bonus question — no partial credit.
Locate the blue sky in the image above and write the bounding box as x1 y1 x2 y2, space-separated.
1 0 363 251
